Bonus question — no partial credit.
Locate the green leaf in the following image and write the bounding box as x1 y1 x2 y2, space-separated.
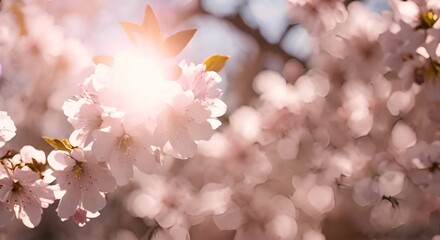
142 5 162 47
93 55 114 67
203 54 230 72
42 137 73 152
119 22 145 46
161 29 196 57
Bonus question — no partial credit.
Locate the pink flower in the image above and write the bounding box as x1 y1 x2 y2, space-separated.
128 175 231 230
419 35 440 101
0 111 16 148
0 167 55 228
402 141 440 196
259 107 304 160
19 145 45 165
150 61 227 159
289 0 348 35
19 145 55 183
389 0 440 27
128 175 193 229
154 90 219 159
91 115 158 185
214 189 298 240
331 2 390 80
291 174 335 220
48 148 116 219
177 61 222 100
62 98 105 146
204 129 272 186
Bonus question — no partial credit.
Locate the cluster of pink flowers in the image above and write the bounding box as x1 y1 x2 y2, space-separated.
0 0 89 136
3 0 440 239
64 51 226 185
0 112 55 228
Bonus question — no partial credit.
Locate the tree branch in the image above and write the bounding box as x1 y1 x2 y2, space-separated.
179 3 307 68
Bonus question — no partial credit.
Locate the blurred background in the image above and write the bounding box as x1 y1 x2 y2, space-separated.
0 0 393 239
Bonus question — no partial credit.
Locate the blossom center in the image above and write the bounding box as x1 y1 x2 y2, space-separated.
429 162 439 173
162 195 178 209
12 181 23 193
416 10 439 30
73 162 84 178
414 59 440 85
118 134 132 156
382 196 399 208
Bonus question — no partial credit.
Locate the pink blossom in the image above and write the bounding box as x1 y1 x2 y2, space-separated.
19 145 55 183
214 188 298 240
402 141 440 196
127 175 194 229
0 111 16 148
48 148 116 219
0 167 55 228
91 115 158 185
62 98 105 146
289 0 348 35
153 90 220 159
177 61 222 100
389 0 440 27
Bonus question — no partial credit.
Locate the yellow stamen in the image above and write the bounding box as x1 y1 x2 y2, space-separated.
416 10 439 30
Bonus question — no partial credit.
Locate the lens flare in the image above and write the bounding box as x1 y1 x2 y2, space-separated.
109 51 180 119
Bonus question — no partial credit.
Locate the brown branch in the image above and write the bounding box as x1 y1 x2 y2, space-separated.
178 3 307 68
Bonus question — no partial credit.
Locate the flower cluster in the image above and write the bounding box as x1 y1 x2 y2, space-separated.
0 112 55 228
64 50 226 186
0 0 89 134
3 0 440 240
0 3 229 232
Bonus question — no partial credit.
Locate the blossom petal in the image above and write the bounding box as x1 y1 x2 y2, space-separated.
20 197 42 228
58 188 81 219
82 184 106 213
92 166 117 193
92 131 118 162
48 151 75 171
108 152 134 186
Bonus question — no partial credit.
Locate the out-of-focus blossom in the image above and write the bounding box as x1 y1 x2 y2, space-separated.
401 141 440 196
0 1 90 134
289 0 348 35
214 188 298 240
0 111 16 148
127 175 230 231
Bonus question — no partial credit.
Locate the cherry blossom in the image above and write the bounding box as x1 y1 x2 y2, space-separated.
288 0 348 35
214 188 298 240
91 115 158 185
0 167 55 228
4 0 440 239
47 147 116 219
0 111 16 148
176 61 223 101
153 90 217 159
62 97 105 146
126 175 194 228
401 141 440 196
